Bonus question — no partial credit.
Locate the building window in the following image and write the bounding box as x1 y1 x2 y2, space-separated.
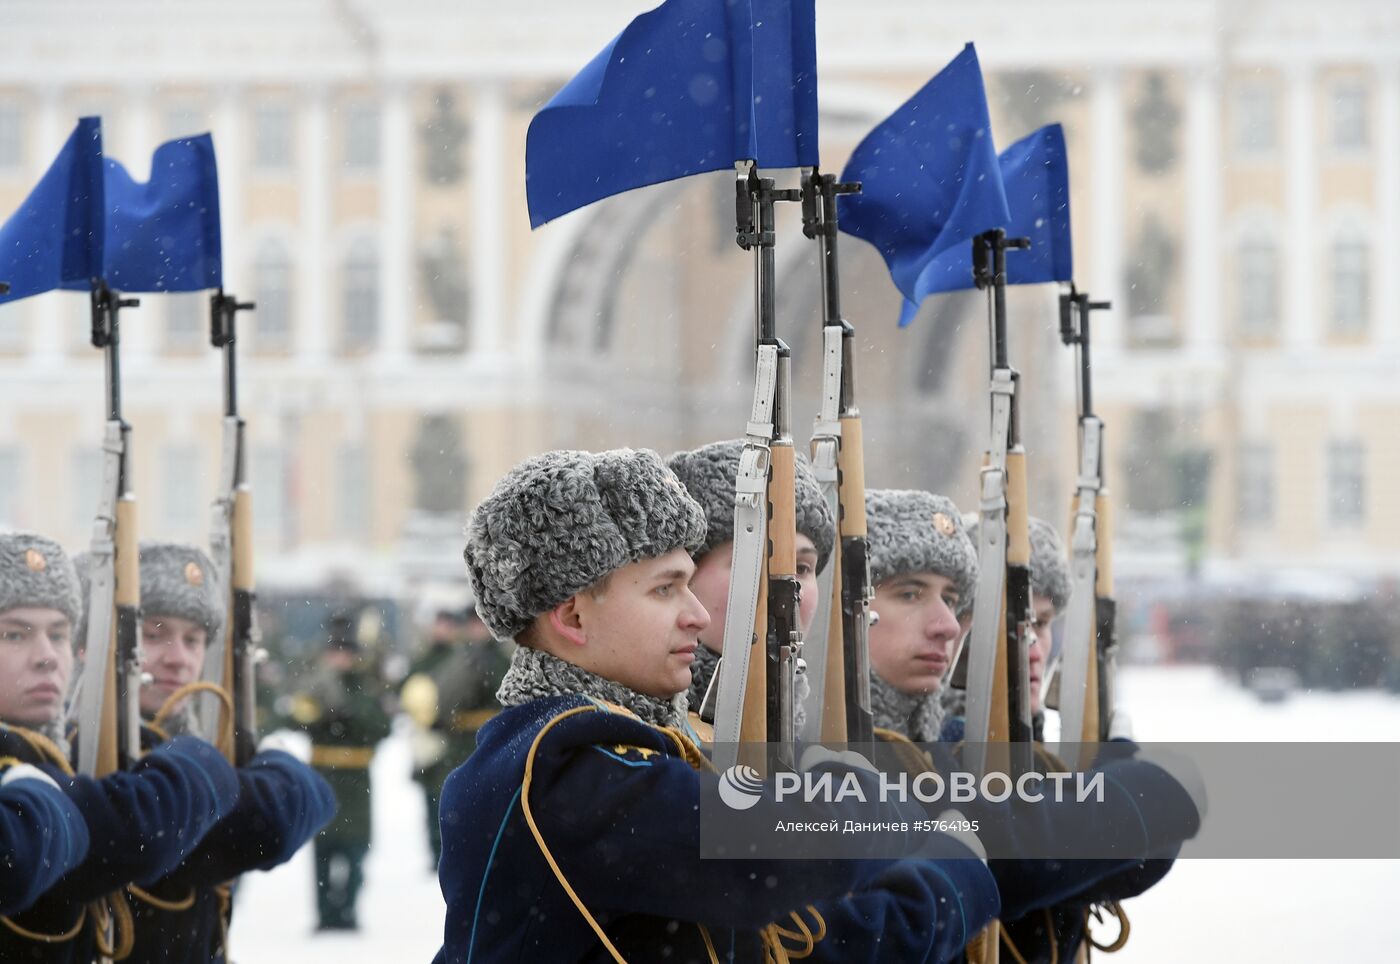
343 103 379 171
342 237 379 350
253 446 285 539
253 104 294 170
0 447 21 527
73 447 103 531
337 444 372 541
162 445 202 531
254 239 292 349
1232 83 1276 155
0 104 23 170
1327 440 1365 527
166 293 203 350
1329 237 1369 334
1236 237 1279 337
1331 83 1368 152
1237 443 1273 528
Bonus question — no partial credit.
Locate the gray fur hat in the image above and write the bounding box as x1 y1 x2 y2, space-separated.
1028 517 1072 615
865 490 978 611
139 542 226 642
464 448 708 642
0 532 82 628
666 439 835 572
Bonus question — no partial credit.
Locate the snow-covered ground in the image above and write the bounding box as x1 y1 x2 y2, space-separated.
229 666 1400 962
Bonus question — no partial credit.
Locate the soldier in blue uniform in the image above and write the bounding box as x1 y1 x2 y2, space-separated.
0 761 89 918
668 439 1017 964
435 448 999 964
861 493 1202 961
0 531 242 964
122 542 336 964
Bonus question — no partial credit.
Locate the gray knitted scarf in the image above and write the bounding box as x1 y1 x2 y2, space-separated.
496 646 688 731
870 670 945 743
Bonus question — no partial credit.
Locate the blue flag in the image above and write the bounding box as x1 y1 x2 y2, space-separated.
836 44 1009 326
890 123 1073 326
526 0 818 227
97 133 222 292
0 117 104 303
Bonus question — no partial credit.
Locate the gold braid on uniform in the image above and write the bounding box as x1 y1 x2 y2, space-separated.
999 909 1060 964
0 725 139 959
1085 900 1130 954
520 706 829 964
154 680 236 760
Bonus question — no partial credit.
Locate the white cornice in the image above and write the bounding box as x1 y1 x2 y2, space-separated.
3 0 1399 86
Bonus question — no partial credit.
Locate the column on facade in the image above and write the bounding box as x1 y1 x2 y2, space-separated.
1376 63 1400 350
297 86 330 363
1090 67 1125 353
470 80 506 356
29 88 65 369
1185 64 1223 357
378 80 413 364
215 87 245 300
1284 64 1316 351
122 85 156 367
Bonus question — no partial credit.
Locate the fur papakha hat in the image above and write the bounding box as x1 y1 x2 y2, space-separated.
0 532 83 629
1027 517 1072 615
138 542 226 643
464 448 708 642
865 490 978 612
666 439 836 572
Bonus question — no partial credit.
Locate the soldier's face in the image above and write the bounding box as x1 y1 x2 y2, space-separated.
689 534 820 656
868 573 961 697
0 606 74 727
1029 594 1054 716
139 614 208 718
570 548 711 699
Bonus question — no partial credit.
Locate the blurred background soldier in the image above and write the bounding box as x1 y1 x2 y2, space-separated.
400 602 511 867
288 611 392 932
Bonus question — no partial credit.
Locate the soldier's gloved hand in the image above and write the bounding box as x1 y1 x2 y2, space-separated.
1 763 61 792
1108 710 1134 741
799 745 878 775
1134 746 1208 821
934 808 986 863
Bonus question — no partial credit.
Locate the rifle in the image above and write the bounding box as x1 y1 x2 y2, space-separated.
1054 286 1116 768
962 228 1036 779
201 290 261 766
798 167 873 746
75 282 144 780
711 162 802 774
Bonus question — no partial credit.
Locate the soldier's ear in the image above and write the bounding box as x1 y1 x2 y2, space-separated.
548 597 587 648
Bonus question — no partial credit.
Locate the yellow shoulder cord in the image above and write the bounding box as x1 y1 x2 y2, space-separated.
1086 901 1129 953
12 725 75 775
872 726 938 776
92 889 136 961
965 925 994 964
998 909 1060 964
698 923 721 964
1032 742 1071 774
127 884 196 912
1 907 87 943
154 681 236 759
520 706 631 963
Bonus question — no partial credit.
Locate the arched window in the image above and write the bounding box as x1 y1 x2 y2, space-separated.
1236 235 1279 337
342 237 379 350
1329 236 1370 335
254 238 292 349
